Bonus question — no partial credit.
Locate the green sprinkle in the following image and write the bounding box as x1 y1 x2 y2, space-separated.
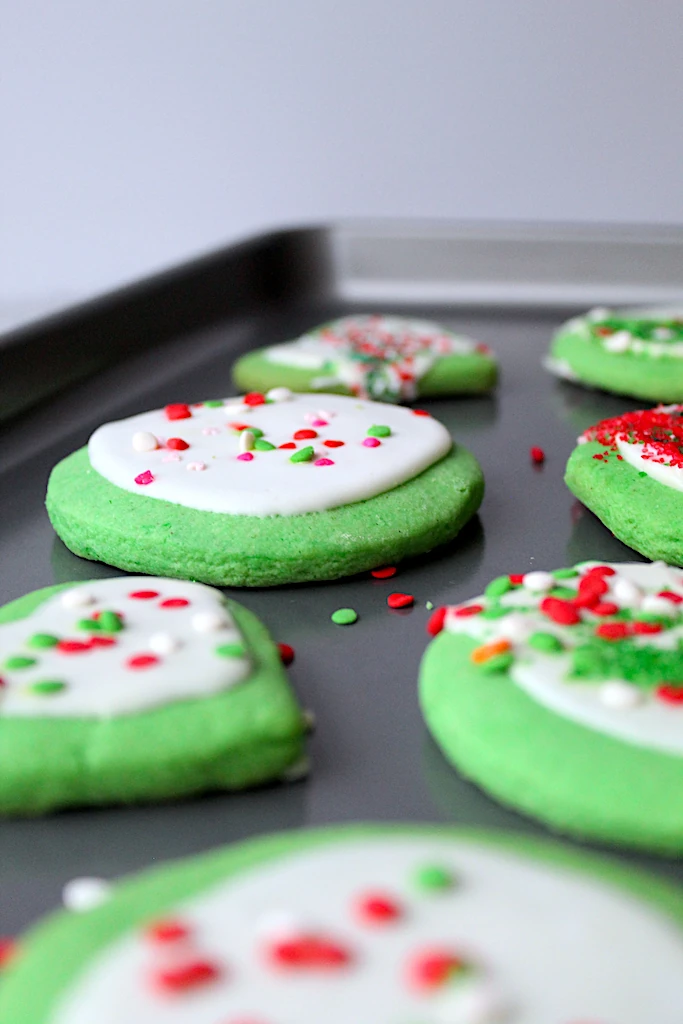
76 617 102 632
553 567 579 579
254 439 276 451
4 655 37 670
31 680 66 695
480 652 514 673
528 631 564 653
638 471 647 477
27 633 59 649
215 643 246 658
99 611 124 633
331 608 358 625
414 864 455 891
485 576 512 598
236 425 263 439
425 601 434 611
548 586 576 600
367 424 391 438
480 604 510 620
204 400 224 408
290 446 315 463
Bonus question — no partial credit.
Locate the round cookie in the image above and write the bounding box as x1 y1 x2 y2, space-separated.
0 577 307 815
420 560 683 854
46 391 484 587
233 314 498 402
565 404 683 564
3 825 683 1024
546 306 683 401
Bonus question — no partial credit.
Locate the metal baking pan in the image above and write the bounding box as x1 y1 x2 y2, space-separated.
2 220 683 937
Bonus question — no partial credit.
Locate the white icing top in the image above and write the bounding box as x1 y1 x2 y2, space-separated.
617 437 683 492
445 561 683 755
559 306 683 358
88 392 452 517
265 315 487 401
52 835 683 1024
0 578 250 717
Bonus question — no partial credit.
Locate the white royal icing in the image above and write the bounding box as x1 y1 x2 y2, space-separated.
445 562 683 756
88 393 452 517
52 835 683 1024
616 436 683 494
264 315 486 401
558 306 683 359
0 578 250 717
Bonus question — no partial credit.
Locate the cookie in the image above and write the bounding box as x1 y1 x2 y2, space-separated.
3 825 683 1023
0 577 307 815
46 391 484 587
565 404 683 564
546 306 683 401
420 560 683 853
233 315 497 403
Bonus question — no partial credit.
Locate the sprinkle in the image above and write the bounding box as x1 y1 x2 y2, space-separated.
191 611 229 633
132 431 158 452
162 453 181 462
228 422 251 432
237 452 254 461
30 680 66 695
508 573 525 585
363 437 381 448
471 639 511 664
367 424 391 438
201 426 220 436
164 403 192 421
413 865 455 891
215 643 246 658
27 633 59 649
331 608 358 625
56 640 91 655
553 567 579 579
658 590 683 604
290 446 315 463
530 446 545 464
600 682 643 709
62 877 112 912
454 604 484 617
354 893 402 925
266 386 293 402
129 590 160 600
592 601 619 616
254 439 276 451
642 594 679 616
632 620 663 635
294 429 318 440
152 959 221 993
656 684 683 705
413 409 430 416
146 919 191 944
165 437 189 450
426 607 447 635
612 578 642 606
99 611 124 633
485 576 513 598
126 654 159 670
203 400 224 408
407 949 466 991
89 636 116 649
134 470 154 486
279 442 296 449
160 598 190 609
318 409 335 419
4 655 36 670
314 457 334 466
149 632 181 655
278 643 295 666
387 592 414 609
268 935 351 969
527 631 563 653
244 392 266 406
240 429 256 452
595 621 630 641
539 597 581 626
324 439 345 448
371 566 397 579
523 571 555 593
0 939 18 970
60 589 95 609
186 461 206 471
311 418 328 427
76 617 101 632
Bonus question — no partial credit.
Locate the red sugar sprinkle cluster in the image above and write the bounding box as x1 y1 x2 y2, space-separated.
582 406 683 468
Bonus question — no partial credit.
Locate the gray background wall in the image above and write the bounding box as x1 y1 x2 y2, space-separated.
2 1 683 321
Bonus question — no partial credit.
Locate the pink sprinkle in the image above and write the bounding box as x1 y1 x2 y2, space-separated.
311 418 329 427
318 409 335 419
186 461 206 471
314 457 334 466
237 452 254 462
162 453 182 462
202 426 221 436
134 470 154 485
363 437 381 448
304 412 317 423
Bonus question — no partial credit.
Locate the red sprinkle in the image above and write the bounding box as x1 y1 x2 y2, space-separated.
278 643 295 666
324 440 345 448
279 442 296 450
244 392 266 406
355 893 402 925
135 470 154 486
228 422 251 432
0 938 17 970
146 919 191 944
407 949 464 991
166 437 190 451
160 598 190 609
591 602 619 617
508 573 525 585
371 566 397 579
574 575 608 608
530 446 545 464
89 636 117 648
126 654 160 670
426 607 447 635
56 640 92 655
656 684 683 705
658 590 683 604
129 590 160 600
164 403 192 421
454 604 484 617
632 620 664 635
269 936 351 969
595 622 630 641
540 597 582 626
585 565 616 577
387 593 414 609
294 429 317 440
153 959 221 993
412 409 430 416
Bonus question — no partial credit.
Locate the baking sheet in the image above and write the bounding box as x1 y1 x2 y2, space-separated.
2 222 683 937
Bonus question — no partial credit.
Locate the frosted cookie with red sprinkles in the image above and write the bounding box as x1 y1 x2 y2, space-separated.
3 825 683 1024
46 391 484 587
565 403 683 564
420 560 683 853
233 314 497 403
546 307 683 401
0 577 307 815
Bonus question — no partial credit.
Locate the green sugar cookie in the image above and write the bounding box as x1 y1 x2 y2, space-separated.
0 577 307 815
233 314 497 403
547 306 683 401
420 560 683 854
46 392 484 587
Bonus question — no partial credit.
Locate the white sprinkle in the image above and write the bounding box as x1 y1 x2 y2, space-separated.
60 588 96 609
191 611 229 633
641 594 677 616
303 411 317 423
499 613 531 643
522 571 555 593
603 330 631 353
266 386 293 402
239 430 256 453
653 327 674 340
611 577 642 607
162 452 182 462
599 681 644 710
132 430 158 452
587 306 610 321
224 401 249 415
186 461 206 472
62 877 112 912
318 409 335 419
148 631 181 655
202 426 221 436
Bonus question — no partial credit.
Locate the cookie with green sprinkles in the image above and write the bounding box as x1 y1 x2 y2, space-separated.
46 391 484 587
232 314 498 403
546 306 683 401
420 560 683 854
5 823 683 1024
0 577 307 815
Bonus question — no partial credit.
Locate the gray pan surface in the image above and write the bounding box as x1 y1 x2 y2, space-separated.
1 221 683 936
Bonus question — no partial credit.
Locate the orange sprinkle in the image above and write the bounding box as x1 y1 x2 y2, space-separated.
470 639 511 664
